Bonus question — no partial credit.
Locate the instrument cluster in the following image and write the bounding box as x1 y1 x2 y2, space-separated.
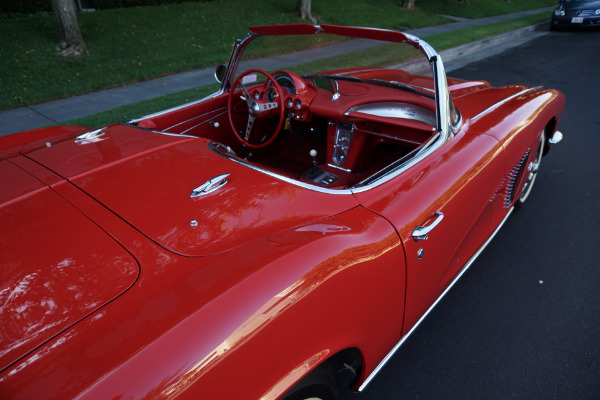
272 71 314 121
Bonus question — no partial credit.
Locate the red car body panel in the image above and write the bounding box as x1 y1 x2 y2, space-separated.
0 24 565 400
0 158 139 373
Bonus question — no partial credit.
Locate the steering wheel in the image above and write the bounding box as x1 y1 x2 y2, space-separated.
228 69 285 149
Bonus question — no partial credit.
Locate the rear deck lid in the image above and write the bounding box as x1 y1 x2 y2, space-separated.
24 125 359 256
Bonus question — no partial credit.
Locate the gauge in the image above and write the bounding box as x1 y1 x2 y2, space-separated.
333 151 347 166
252 90 260 100
286 97 294 108
294 99 302 110
273 72 297 95
267 88 276 102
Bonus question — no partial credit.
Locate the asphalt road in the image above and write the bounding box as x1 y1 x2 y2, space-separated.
341 28 600 400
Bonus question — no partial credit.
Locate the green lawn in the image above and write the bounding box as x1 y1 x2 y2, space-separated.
0 0 554 111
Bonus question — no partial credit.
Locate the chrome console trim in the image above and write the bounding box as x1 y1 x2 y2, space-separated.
358 206 515 392
345 102 436 126
332 122 354 167
326 163 353 173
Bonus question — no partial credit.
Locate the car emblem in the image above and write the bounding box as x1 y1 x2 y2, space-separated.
190 173 230 197
74 128 107 144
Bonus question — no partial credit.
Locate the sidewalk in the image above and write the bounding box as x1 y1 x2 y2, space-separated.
0 7 553 136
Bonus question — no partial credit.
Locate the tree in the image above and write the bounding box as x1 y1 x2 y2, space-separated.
296 0 316 23
402 0 416 10
51 0 88 56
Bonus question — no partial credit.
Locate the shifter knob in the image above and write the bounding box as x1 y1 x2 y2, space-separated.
309 149 318 166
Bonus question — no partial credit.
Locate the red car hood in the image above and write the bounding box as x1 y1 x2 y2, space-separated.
0 159 139 372
24 124 359 257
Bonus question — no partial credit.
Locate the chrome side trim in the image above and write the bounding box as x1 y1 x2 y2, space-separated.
358 206 515 392
124 123 199 139
180 111 228 135
471 88 537 122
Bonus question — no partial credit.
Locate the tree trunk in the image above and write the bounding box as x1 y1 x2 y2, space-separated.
296 0 316 23
403 0 416 10
51 0 88 56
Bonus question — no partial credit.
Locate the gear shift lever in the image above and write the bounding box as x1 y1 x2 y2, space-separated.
310 149 318 166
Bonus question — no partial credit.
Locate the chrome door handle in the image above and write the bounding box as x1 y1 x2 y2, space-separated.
412 211 444 241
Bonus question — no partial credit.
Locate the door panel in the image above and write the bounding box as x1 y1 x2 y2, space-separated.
355 130 505 333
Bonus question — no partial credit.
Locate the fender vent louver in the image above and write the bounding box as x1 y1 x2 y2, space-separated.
504 149 531 208
489 148 531 208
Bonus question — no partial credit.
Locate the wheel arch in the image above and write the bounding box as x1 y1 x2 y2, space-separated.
278 347 364 400
542 116 558 156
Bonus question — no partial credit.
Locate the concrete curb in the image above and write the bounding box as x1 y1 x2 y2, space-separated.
399 22 550 74
443 22 550 72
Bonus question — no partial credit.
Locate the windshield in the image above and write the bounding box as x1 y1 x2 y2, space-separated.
236 32 435 91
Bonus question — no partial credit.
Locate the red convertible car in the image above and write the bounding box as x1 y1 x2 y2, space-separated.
0 25 564 399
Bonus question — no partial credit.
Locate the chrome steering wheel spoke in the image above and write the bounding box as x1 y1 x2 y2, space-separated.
227 69 285 149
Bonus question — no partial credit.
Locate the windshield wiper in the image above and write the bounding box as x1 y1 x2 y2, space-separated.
304 74 434 99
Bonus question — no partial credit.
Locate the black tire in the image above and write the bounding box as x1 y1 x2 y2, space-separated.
280 363 338 400
517 131 545 205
